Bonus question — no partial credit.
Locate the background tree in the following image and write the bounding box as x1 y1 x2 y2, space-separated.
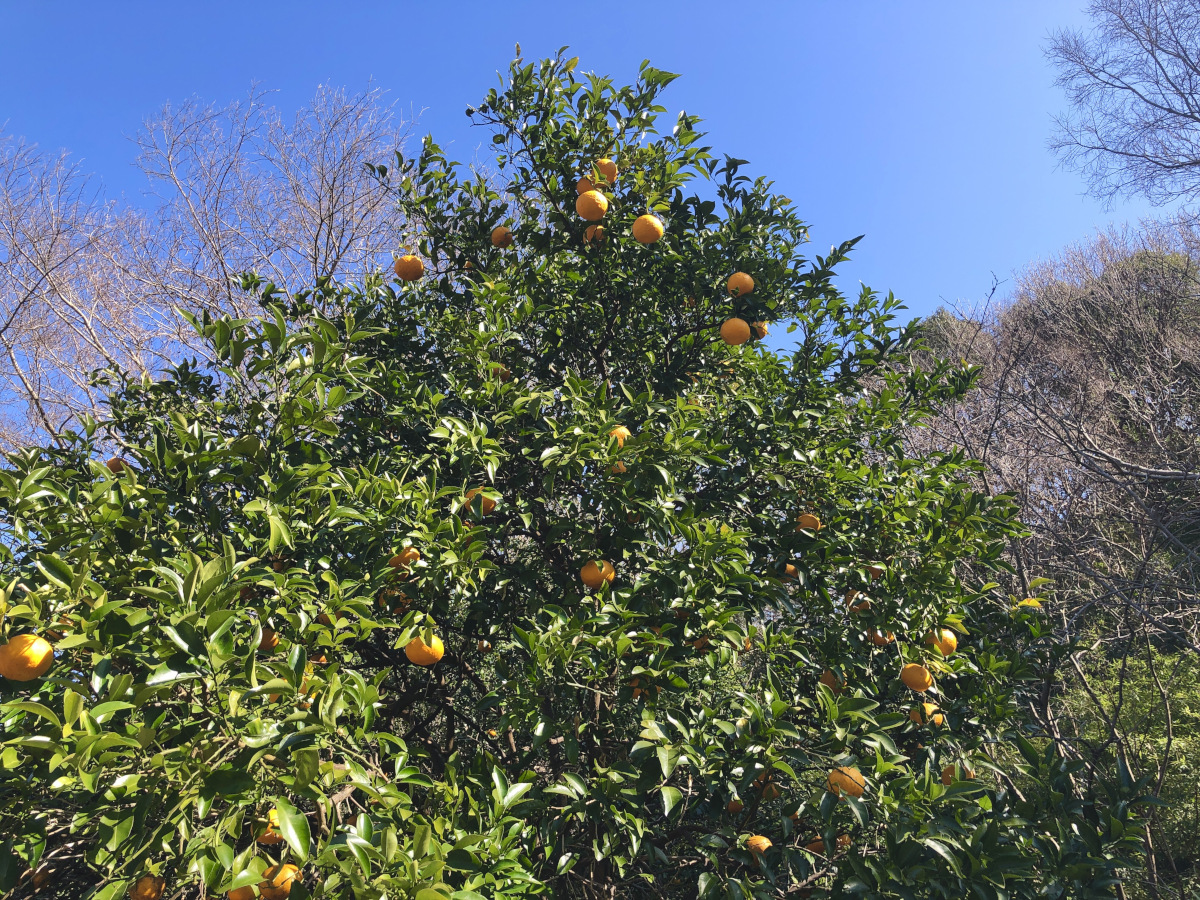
0 55 1147 900
0 84 408 449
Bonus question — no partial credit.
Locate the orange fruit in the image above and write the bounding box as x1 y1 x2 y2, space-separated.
727 271 755 296
750 321 768 340
129 876 165 900
462 488 497 516
316 610 345 626
595 158 618 183
755 774 781 800
477 639 492 652
692 636 711 651
720 317 751 345
942 764 976 786
487 728 498 738
228 887 255 900
583 224 606 243
393 255 423 281
726 798 744 814
900 663 933 692
580 559 616 590
632 214 664 244
819 669 844 694
795 512 821 532
925 628 958 656
405 635 444 666
609 425 632 448
909 702 944 726
783 563 798 580
106 457 128 474
257 808 285 845
576 175 595 195
805 835 851 855
746 835 772 855
826 766 866 798
867 628 895 647
389 547 421 570
610 461 628 475
866 564 885 581
576 190 609 221
258 629 279 653
259 864 300 900
491 225 513 248
0 634 54 681
845 589 871 614
488 362 511 381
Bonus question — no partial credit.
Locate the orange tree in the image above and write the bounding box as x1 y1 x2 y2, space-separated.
0 54 1147 900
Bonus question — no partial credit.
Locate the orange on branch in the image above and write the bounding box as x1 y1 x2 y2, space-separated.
576 189 608 221
796 512 821 532
583 224 606 243
746 835 773 854
925 628 958 656
405 635 444 666
491 225 513 248
720 317 751 345
258 628 279 653
257 808 285 845
826 766 866 798
259 864 300 900
750 321 768 340
389 547 421 570
632 214 664 244
942 764 976 786
228 888 255 900
867 628 895 647
726 798 744 814
783 563 798 580
610 461 627 474
393 254 424 281
106 457 128 474
819 668 844 694
462 488 496 516
130 877 165 900
909 702 944 726
609 425 631 447
727 271 755 296
0 634 54 681
594 157 618 183
901 663 933 692
580 559 616 590
576 175 595 194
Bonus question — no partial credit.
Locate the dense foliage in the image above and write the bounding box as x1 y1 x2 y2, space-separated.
0 54 1149 900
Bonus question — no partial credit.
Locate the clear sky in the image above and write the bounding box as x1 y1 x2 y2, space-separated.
0 1 1173 322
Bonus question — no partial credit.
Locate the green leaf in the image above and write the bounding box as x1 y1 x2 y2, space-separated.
660 785 683 817
272 797 311 862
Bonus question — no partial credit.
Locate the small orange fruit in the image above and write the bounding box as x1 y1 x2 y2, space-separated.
487 728 498 738
491 225 513 248
826 766 866 798
488 362 511 381
0 634 54 681
595 158 618 183
750 321 768 340
783 563 798 580
393 255 423 281
576 190 609 221
477 639 492 652
462 488 497 516
130 876 165 900
609 425 632 447
405 635 444 666
389 547 421 570
580 560 616 591
867 628 895 647
228 887 255 900
909 702 944 726
576 175 595 194
720 317 751 345
258 629 279 653
316 610 345 626
611 461 628 475
942 764 976 786
632 214 664 244
900 663 933 692
106 457 128 474
866 564 885 581
796 512 821 532
746 835 773 854
845 589 871 614
925 628 958 656
692 636 711 651
726 798 744 814
259 864 300 900
583 224 606 243
257 808 285 845
819 668 844 694
727 271 755 296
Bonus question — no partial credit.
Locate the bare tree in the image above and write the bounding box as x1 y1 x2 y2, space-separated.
1049 0 1200 207
0 84 410 449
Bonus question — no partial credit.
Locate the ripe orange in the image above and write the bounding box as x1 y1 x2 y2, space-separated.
691 636 711 651
583 224 606 243
805 835 851 855
488 363 511 381
755 773 781 800
130 876 165 900
257 808 285 845
491 225 513 248
866 564 885 581
462 488 496 516
595 158 618 183
610 425 632 447
783 563 798 580
727 271 755 296
925 628 958 656
576 190 609 221
316 610 345 626
867 628 895 647
819 668 844 694
576 176 595 195
900 663 933 692
942 764 976 786
632 214 664 244
259 864 300 900
405 635 444 666
720 317 751 346
393 255 423 281
610 461 628 475
477 639 492 652
580 559 616 590
726 798 744 814
0 634 54 681
389 547 421 570
909 702 944 726
106 457 128 474
258 629 279 653
487 728 498 738
750 321 768 340
826 766 866 798
746 835 773 854
796 512 821 532
845 589 871 614
228 887 255 900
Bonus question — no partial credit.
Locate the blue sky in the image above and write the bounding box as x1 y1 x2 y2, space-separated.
0 1 1171 322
